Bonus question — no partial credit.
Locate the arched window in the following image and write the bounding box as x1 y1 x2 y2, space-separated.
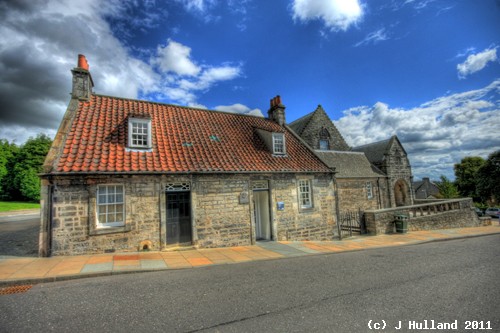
319 127 330 150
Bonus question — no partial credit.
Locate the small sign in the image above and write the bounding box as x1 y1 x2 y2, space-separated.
277 202 284 211
239 191 249 204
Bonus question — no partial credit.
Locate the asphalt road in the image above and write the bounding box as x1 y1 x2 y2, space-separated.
0 214 39 257
1 234 499 332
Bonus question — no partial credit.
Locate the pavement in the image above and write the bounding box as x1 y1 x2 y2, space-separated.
0 208 40 218
1 219 499 289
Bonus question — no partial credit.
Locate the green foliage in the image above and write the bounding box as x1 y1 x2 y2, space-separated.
0 139 19 199
454 156 485 200
18 168 42 201
473 202 488 211
477 150 500 205
0 134 52 202
435 175 460 199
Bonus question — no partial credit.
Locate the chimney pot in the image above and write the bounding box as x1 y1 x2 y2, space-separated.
267 95 286 126
72 54 93 100
78 54 89 71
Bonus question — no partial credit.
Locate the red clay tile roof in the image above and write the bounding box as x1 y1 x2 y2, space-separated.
54 94 332 174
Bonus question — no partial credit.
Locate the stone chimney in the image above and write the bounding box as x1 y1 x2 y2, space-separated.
71 54 94 100
267 95 286 126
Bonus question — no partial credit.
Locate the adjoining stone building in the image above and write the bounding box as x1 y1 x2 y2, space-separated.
352 136 414 207
289 106 414 213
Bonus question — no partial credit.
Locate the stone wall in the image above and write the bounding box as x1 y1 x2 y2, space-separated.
383 140 414 207
194 175 252 248
299 106 350 151
46 175 164 256
273 174 335 241
40 172 336 256
364 198 481 235
336 178 387 213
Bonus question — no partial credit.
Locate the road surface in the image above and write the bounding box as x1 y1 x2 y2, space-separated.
1 234 498 332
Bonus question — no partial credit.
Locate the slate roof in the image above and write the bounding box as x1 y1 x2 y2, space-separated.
52 94 331 174
412 178 440 199
351 136 394 164
288 112 314 135
315 151 385 178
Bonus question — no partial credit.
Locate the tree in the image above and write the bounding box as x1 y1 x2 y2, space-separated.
454 156 485 200
477 150 500 205
0 139 19 200
0 134 53 202
435 175 460 199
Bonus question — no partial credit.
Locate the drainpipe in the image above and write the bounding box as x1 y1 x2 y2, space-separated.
377 178 382 209
39 177 53 257
333 174 341 240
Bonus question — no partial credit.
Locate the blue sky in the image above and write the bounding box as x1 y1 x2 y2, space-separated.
0 0 499 181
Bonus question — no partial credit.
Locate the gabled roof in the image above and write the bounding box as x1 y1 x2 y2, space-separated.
288 105 350 151
412 178 440 199
352 135 405 164
315 151 385 178
288 111 314 135
51 94 332 174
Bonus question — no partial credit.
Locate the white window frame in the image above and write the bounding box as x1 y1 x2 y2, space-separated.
298 179 313 209
97 185 125 228
272 133 286 155
366 182 373 199
128 118 152 149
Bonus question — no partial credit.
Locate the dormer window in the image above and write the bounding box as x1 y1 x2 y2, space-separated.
128 117 152 149
272 133 285 155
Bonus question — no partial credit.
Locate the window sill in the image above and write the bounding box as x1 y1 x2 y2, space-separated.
299 207 315 213
90 225 131 236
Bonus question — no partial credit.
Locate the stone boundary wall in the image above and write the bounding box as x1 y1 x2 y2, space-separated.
364 198 482 235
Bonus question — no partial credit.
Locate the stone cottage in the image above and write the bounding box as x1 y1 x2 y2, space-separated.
413 177 440 199
39 55 336 256
289 106 414 213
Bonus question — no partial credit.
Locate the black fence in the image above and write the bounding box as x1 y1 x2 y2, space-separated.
339 209 366 240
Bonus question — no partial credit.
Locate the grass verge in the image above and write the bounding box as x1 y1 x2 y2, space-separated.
0 201 40 212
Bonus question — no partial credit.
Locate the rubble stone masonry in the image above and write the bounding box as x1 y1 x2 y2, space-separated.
41 173 336 256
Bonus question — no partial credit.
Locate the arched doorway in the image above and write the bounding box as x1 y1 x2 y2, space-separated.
394 179 409 207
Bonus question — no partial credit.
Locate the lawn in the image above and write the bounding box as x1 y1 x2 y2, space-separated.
0 201 40 212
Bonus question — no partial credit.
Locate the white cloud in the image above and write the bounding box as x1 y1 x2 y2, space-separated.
337 79 500 180
154 39 201 76
457 47 498 79
177 0 217 13
0 0 245 143
214 103 264 117
175 0 220 23
291 0 364 32
179 66 241 91
354 28 389 47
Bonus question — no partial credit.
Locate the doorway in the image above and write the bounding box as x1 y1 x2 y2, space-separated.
394 179 409 207
166 192 192 244
254 190 271 240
